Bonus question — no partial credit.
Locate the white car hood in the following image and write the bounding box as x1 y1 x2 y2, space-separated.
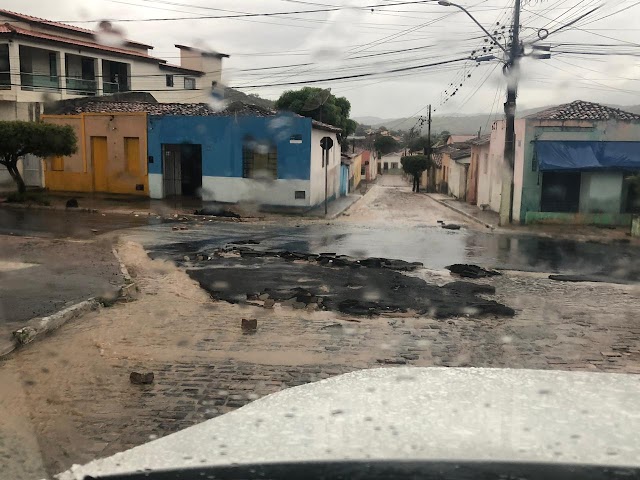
59 367 640 479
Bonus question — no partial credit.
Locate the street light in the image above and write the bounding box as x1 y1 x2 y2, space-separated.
437 0 508 55
438 0 521 225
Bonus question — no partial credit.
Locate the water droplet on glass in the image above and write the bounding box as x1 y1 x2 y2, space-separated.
95 20 127 47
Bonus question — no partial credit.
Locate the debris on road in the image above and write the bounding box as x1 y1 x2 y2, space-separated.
129 371 154 384
549 274 604 283
241 318 258 332
193 207 240 218
441 223 462 230
446 264 502 279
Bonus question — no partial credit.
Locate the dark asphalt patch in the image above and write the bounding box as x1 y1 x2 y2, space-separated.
150 244 515 318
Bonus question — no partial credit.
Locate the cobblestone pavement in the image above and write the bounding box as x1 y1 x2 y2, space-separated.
1 181 639 479
1 239 639 479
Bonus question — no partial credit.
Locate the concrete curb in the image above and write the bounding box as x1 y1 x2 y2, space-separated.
0 246 138 360
426 194 496 230
328 194 366 220
112 246 139 300
0 298 100 359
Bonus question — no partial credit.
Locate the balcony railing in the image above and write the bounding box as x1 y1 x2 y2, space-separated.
103 81 129 94
66 77 97 95
20 72 60 91
0 72 10 90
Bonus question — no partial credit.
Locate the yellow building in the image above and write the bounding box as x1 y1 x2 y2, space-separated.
42 112 149 195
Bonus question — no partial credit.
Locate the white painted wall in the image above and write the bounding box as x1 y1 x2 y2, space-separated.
201 177 311 207
310 128 340 206
0 38 217 107
448 158 469 199
149 173 163 199
477 121 507 213
379 152 402 173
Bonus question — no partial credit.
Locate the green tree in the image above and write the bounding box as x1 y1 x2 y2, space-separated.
275 87 357 142
374 135 399 158
407 135 432 154
0 121 77 193
401 154 433 193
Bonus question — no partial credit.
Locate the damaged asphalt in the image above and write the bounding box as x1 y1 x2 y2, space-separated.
148 244 516 319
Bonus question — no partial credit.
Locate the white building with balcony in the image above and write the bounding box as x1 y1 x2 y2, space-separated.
0 9 228 189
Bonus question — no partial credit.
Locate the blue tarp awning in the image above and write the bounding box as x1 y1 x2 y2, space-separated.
535 141 640 171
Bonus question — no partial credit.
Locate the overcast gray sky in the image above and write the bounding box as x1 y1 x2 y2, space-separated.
11 0 640 119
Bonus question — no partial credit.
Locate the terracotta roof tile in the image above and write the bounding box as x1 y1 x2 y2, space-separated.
529 100 640 121
0 23 159 61
61 101 277 117
0 9 152 48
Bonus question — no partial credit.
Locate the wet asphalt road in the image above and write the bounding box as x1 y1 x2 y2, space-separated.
0 208 164 238
132 222 640 282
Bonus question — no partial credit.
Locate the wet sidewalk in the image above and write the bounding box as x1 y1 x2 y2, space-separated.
427 193 499 228
304 193 364 219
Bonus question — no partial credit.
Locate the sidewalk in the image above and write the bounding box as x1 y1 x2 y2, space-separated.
0 191 201 216
428 193 639 244
304 193 364 219
427 193 499 228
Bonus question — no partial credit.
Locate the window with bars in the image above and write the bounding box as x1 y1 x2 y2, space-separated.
242 137 278 179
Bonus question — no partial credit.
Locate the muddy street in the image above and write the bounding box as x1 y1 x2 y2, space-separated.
1 178 639 479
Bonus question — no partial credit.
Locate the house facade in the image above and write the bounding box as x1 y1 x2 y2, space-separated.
41 101 342 208
147 111 341 208
0 10 227 118
378 151 402 174
488 101 640 225
447 149 471 200
467 135 490 205
360 150 376 183
42 112 148 195
0 9 228 190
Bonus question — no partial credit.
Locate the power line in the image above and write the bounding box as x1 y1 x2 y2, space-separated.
58 0 441 23
231 56 471 88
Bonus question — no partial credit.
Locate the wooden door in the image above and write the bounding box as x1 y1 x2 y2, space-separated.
91 136 108 192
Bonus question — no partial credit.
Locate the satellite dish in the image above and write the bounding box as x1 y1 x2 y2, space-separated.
302 88 331 111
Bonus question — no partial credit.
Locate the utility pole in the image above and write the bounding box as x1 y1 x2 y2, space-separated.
426 104 432 192
438 0 523 225
499 0 522 226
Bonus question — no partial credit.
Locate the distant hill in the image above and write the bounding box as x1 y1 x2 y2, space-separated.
354 104 640 134
225 88 275 110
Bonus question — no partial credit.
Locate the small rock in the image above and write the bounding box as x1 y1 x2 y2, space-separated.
263 299 275 308
196 254 207 261
241 318 258 331
441 223 461 230
91 229 99 234
130 372 154 385
172 226 179 231
258 293 270 301
601 351 622 357
377 358 407 365
306 303 317 311
321 323 343 330
183 255 190 261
